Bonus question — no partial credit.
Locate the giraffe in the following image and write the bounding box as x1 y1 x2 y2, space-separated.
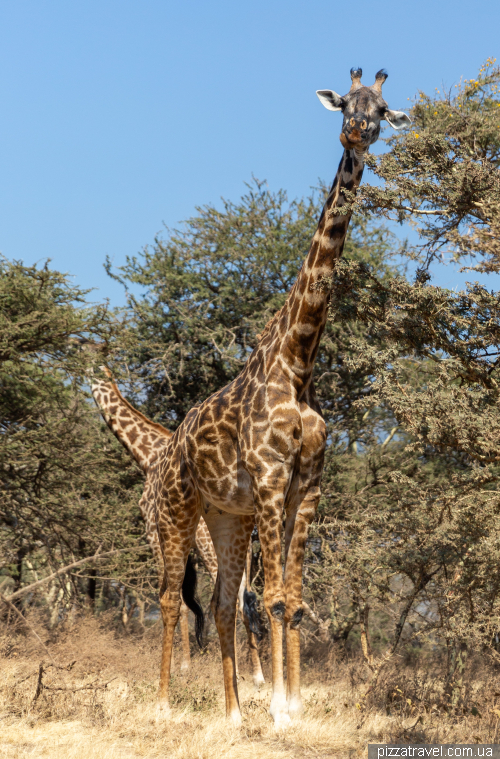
151 67 410 726
91 369 265 685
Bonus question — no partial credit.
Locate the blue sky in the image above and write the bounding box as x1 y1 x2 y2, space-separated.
1 0 499 305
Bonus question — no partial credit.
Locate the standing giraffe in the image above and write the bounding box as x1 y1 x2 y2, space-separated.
91 370 265 685
151 67 410 726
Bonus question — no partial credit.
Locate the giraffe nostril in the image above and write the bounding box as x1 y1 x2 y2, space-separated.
349 118 356 127
361 120 367 130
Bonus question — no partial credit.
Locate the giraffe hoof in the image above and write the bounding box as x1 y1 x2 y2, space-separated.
253 673 266 690
273 712 291 729
229 709 242 727
270 693 290 727
288 696 304 719
156 700 171 719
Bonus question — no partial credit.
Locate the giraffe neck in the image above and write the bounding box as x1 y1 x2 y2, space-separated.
275 147 365 384
91 375 172 472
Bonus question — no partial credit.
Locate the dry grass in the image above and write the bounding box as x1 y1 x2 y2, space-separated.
1 616 499 758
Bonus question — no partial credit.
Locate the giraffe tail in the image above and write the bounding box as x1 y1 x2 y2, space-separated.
243 589 262 639
182 554 205 649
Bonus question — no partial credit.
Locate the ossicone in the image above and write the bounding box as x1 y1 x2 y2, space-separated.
372 69 388 92
350 67 363 91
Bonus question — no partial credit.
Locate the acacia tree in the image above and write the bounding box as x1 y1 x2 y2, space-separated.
355 56 500 272
307 59 500 701
0 190 398 635
0 258 152 623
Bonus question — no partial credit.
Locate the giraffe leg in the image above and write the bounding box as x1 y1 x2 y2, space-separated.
158 581 182 712
156 488 200 711
263 591 288 726
147 495 190 680
283 493 318 718
241 606 265 689
254 490 289 727
194 518 218 584
204 508 253 726
179 600 191 673
238 546 265 689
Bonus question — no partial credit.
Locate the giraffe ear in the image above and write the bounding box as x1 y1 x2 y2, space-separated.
384 109 411 130
316 90 344 111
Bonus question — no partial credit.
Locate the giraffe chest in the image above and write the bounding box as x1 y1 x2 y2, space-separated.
183 404 304 516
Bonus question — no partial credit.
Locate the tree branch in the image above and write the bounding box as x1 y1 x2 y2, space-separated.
302 601 331 642
5 545 148 602
399 206 448 216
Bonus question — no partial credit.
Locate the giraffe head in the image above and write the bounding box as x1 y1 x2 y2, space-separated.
316 68 411 150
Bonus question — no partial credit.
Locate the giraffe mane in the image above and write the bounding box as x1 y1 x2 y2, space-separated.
255 307 282 345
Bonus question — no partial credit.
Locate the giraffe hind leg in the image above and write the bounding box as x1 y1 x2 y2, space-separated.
156 498 200 710
238 538 266 688
242 588 266 689
176 556 205 673
204 509 254 726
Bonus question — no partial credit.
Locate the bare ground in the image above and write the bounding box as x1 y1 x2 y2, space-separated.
1 615 498 758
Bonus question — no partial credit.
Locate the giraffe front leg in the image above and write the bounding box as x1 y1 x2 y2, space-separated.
264 581 289 726
254 490 290 727
284 493 319 719
204 509 254 726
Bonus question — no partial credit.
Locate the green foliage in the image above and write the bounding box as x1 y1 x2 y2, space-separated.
0 258 151 615
0 258 113 366
353 57 500 272
313 230 500 674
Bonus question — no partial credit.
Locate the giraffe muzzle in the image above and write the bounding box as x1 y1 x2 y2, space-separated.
340 131 367 150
